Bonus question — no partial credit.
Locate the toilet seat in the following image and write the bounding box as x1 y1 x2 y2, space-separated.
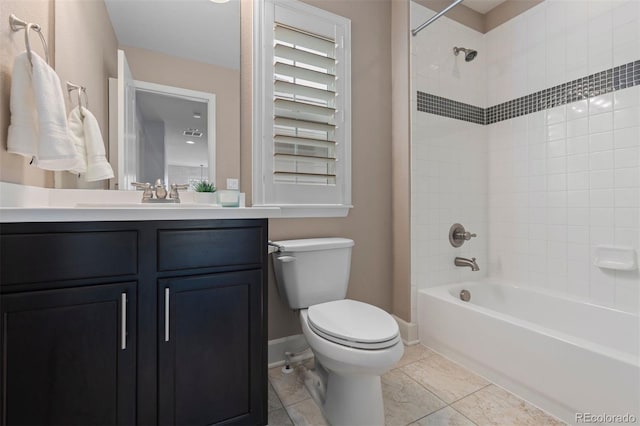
307 299 401 350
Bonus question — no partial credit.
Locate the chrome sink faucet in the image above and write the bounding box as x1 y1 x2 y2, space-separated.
154 179 168 199
131 179 188 203
455 257 479 271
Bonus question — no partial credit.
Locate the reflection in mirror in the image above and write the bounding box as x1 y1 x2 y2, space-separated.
54 0 240 190
129 84 214 188
137 93 209 186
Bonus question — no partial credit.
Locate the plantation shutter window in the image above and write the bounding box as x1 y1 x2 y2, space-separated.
254 0 351 214
273 24 337 185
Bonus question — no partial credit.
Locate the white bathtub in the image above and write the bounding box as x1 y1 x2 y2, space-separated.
418 281 640 425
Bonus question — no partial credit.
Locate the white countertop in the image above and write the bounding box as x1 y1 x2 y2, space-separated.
0 182 281 222
0 206 281 222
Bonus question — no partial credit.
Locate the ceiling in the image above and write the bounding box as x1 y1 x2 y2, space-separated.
463 0 509 14
104 0 240 70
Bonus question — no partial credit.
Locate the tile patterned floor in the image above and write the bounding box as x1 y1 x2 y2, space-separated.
267 344 565 426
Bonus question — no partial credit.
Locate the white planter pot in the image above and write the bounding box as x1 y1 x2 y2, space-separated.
193 192 217 204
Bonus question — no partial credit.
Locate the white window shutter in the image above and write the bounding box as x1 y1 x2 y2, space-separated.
273 23 338 186
254 0 351 211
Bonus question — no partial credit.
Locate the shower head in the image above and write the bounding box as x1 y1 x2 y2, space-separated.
453 47 478 62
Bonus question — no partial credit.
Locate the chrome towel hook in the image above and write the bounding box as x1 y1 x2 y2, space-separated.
66 82 88 119
9 14 50 66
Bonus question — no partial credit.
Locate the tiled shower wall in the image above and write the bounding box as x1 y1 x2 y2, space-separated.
410 1 488 322
486 0 640 312
488 88 640 312
485 0 640 106
411 0 640 320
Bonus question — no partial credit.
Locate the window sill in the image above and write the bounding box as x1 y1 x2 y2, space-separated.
253 204 352 218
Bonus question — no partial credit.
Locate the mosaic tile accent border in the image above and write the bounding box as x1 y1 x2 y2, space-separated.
416 92 485 125
417 59 640 125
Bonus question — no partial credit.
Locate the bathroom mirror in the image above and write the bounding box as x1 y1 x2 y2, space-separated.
109 54 217 191
54 0 240 190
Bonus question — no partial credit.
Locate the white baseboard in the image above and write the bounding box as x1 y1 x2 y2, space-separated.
392 314 419 345
268 334 312 368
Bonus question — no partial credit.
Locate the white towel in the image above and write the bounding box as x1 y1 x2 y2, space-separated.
7 51 81 171
67 106 114 182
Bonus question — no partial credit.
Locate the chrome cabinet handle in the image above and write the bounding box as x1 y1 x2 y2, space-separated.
121 292 127 350
165 288 170 342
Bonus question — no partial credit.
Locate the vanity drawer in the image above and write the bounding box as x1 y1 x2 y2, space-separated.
157 227 263 271
1 231 138 286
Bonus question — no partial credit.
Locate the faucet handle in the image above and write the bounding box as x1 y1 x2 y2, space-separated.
449 223 477 247
169 183 189 201
131 181 149 189
131 182 153 201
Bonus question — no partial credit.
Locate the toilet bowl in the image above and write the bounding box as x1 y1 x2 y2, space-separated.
300 302 404 425
271 238 404 425
302 299 403 372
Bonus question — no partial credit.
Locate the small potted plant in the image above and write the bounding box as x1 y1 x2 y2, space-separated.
192 180 217 204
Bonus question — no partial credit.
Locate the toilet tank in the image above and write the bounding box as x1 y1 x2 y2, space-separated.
272 238 354 309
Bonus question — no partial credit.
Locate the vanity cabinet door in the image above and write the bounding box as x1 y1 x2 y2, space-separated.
0 283 136 426
158 270 265 426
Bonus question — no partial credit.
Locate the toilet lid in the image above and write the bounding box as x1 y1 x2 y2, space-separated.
274 238 354 252
307 299 400 350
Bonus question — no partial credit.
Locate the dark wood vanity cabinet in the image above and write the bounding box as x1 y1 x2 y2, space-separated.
1 282 137 426
158 270 263 425
0 220 268 426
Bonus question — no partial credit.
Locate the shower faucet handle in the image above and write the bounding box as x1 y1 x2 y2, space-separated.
458 231 477 240
449 223 476 247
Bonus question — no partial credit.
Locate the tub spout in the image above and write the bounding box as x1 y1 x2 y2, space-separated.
455 257 479 271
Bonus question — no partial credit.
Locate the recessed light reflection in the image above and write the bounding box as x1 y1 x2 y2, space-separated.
589 98 612 109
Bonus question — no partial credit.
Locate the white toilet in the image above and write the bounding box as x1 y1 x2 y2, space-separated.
272 238 404 426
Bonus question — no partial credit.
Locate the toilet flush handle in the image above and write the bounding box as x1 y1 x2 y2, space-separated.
277 256 296 263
